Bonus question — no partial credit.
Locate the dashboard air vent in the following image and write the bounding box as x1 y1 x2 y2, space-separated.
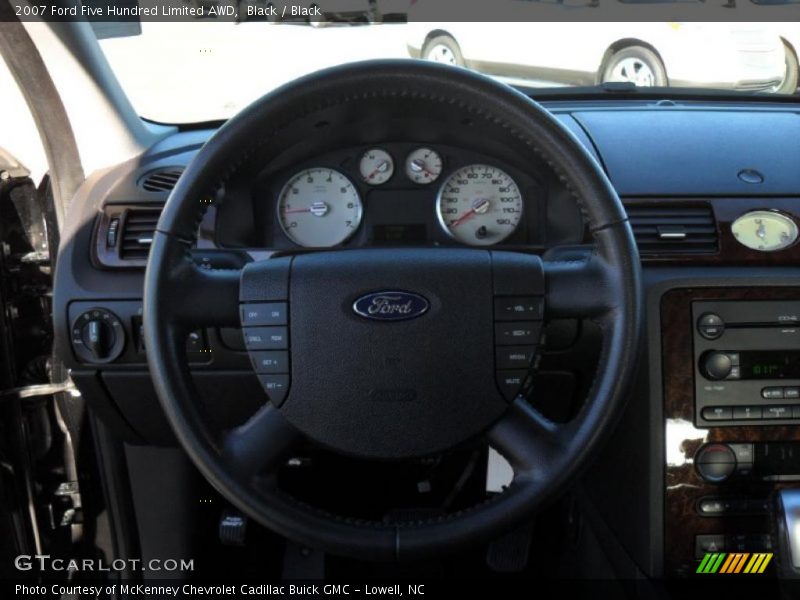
139 168 183 193
119 207 162 260
625 203 718 255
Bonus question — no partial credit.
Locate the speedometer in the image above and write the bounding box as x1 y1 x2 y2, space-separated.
435 165 523 246
277 168 362 247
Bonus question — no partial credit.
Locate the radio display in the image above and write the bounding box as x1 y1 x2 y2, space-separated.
741 351 800 380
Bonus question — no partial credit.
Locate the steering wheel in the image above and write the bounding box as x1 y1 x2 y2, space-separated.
144 60 642 560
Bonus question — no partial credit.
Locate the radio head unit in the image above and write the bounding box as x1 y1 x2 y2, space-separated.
693 300 800 427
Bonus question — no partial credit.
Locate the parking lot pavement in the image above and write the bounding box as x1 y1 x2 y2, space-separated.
99 22 413 123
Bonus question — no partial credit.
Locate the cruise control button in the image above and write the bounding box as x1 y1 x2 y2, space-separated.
733 406 762 420
495 322 542 346
764 405 792 419
496 370 529 401
494 297 544 321
240 303 287 327
243 327 288 350
250 351 289 374
258 374 290 406
702 406 732 421
496 346 537 369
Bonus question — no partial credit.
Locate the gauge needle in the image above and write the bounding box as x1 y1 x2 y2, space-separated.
410 159 436 176
283 201 329 217
367 160 390 180
451 198 491 228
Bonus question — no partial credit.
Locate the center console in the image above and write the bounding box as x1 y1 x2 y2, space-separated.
663 288 800 577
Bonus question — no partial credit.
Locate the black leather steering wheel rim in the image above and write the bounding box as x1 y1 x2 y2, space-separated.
143 60 643 560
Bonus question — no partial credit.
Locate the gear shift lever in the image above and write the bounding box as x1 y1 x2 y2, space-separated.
775 489 800 579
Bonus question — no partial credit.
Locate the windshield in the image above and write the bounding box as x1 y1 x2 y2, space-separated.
93 17 800 124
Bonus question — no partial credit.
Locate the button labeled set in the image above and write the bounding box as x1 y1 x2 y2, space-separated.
240 302 290 405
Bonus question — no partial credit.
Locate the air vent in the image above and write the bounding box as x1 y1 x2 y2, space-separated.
119 207 162 260
139 168 183 193
626 203 718 255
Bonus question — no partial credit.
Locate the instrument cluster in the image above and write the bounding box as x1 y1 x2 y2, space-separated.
259 143 544 250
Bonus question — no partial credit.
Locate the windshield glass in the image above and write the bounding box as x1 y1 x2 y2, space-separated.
94 17 800 124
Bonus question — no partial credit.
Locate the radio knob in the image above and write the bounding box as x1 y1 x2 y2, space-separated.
697 313 725 340
702 352 732 380
695 444 737 483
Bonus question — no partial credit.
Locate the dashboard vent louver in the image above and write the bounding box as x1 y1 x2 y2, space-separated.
119 207 162 260
625 203 718 255
139 168 184 193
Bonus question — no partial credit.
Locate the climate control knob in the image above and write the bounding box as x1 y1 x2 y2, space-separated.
695 444 737 483
71 308 125 363
702 351 733 380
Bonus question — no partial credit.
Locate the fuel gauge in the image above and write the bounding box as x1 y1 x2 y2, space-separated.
359 148 394 185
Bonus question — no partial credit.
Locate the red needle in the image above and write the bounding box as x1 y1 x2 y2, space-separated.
282 207 311 214
451 198 490 228
367 160 389 181
451 208 477 228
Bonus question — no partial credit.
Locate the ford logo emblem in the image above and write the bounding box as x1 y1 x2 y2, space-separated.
352 291 430 321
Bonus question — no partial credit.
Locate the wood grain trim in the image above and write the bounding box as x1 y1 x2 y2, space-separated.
662 287 800 577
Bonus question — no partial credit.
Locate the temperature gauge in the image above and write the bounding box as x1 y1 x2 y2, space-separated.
359 148 394 185
405 148 443 184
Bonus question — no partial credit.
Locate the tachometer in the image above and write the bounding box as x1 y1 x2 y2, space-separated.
435 165 523 246
277 168 362 247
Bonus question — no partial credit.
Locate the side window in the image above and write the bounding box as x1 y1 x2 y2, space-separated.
0 51 48 187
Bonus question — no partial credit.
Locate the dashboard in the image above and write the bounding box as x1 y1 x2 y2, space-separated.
53 96 800 580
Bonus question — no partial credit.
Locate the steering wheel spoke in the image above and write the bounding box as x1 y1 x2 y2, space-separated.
222 404 301 480
544 250 617 319
149 233 242 329
487 399 564 480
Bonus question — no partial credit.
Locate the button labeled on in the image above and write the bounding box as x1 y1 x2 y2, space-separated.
495 322 542 346
243 327 288 350
258 374 290 406
251 351 289 374
494 297 544 321
240 303 287 327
